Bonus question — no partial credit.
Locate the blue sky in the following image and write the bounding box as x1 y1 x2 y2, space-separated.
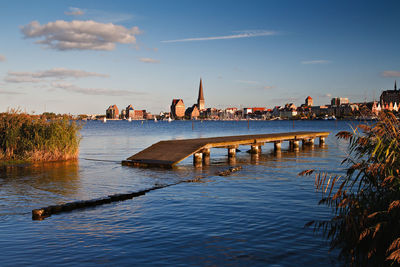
0 0 399 114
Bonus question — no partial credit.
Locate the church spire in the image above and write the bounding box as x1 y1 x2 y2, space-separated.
197 78 205 110
198 78 204 101
395 80 397 91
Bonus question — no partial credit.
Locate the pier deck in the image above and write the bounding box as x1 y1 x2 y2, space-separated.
122 131 330 168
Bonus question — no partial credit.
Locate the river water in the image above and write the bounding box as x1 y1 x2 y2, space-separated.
0 120 357 266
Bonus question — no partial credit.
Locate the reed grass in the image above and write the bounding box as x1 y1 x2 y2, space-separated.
300 111 400 266
0 110 81 162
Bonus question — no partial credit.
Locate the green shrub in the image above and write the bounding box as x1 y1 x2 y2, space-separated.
0 110 81 162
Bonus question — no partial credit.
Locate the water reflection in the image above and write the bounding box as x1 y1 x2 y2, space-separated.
0 121 352 266
0 161 80 195
0 161 81 215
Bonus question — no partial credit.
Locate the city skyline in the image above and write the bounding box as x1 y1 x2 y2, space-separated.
1 0 400 114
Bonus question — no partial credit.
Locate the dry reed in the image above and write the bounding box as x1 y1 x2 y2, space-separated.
0 110 80 162
300 111 400 266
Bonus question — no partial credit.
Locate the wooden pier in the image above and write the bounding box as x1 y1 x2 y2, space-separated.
122 131 330 168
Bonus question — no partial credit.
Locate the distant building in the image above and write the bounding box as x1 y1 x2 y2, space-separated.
126 104 134 119
331 104 359 117
305 96 313 106
225 107 237 114
280 103 297 118
272 106 282 117
331 97 349 106
204 108 220 120
133 110 145 120
171 99 185 119
144 112 154 120
365 101 381 115
252 107 266 113
121 109 126 119
380 81 399 108
197 78 205 111
185 105 200 119
106 105 119 119
311 105 330 116
223 107 238 119
243 108 253 115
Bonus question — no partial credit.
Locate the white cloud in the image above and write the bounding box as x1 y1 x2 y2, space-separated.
51 82 139 96
5 68 108 83
139 57 160 64
21 20 141 51
5 76 42 83
301 60 331 64
65 7 84 16
161 30 277 43
382 71 400 77
0 54 6 62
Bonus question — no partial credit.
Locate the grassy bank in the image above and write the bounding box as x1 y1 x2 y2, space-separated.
0 111 81 162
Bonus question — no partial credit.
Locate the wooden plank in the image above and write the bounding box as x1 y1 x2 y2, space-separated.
124 131 330 167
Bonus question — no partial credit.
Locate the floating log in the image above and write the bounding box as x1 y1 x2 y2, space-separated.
32 186 160 220
217 166 242 176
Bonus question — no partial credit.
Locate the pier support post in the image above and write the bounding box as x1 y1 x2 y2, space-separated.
193 152 203 167
290 140 300 151
302 138 315 147
250 145 260 154
228 147 236 158
202 148 210 165
274 141 282 152
319 136 326 146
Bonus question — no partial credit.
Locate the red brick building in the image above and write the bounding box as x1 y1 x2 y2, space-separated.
126 104 134 119
106 105 119 119
171 99 185 119
185 105 200 119
305 96 313 106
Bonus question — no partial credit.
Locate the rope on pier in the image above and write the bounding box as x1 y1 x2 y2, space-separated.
82 158 121 163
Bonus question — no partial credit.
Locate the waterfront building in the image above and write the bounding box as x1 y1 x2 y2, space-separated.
144 112 154 120
197 78 205 111
204 108 220 120
280 104 298 119
171 99 185 119
380 81 399 109
126 104 134 119
133 110 145 120
311 105 330 117
225 107 237 114
331 103 359 117
371 101 382 114
185 105 200 119
272 106 282 117
331 97 349 106
305 96 313 106
223 107 238 120
243 108 253 115
106 105 119 119
121 109 126 119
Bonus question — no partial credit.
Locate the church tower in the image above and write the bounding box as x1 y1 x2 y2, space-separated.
395 80 397 91
197 78 205 110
